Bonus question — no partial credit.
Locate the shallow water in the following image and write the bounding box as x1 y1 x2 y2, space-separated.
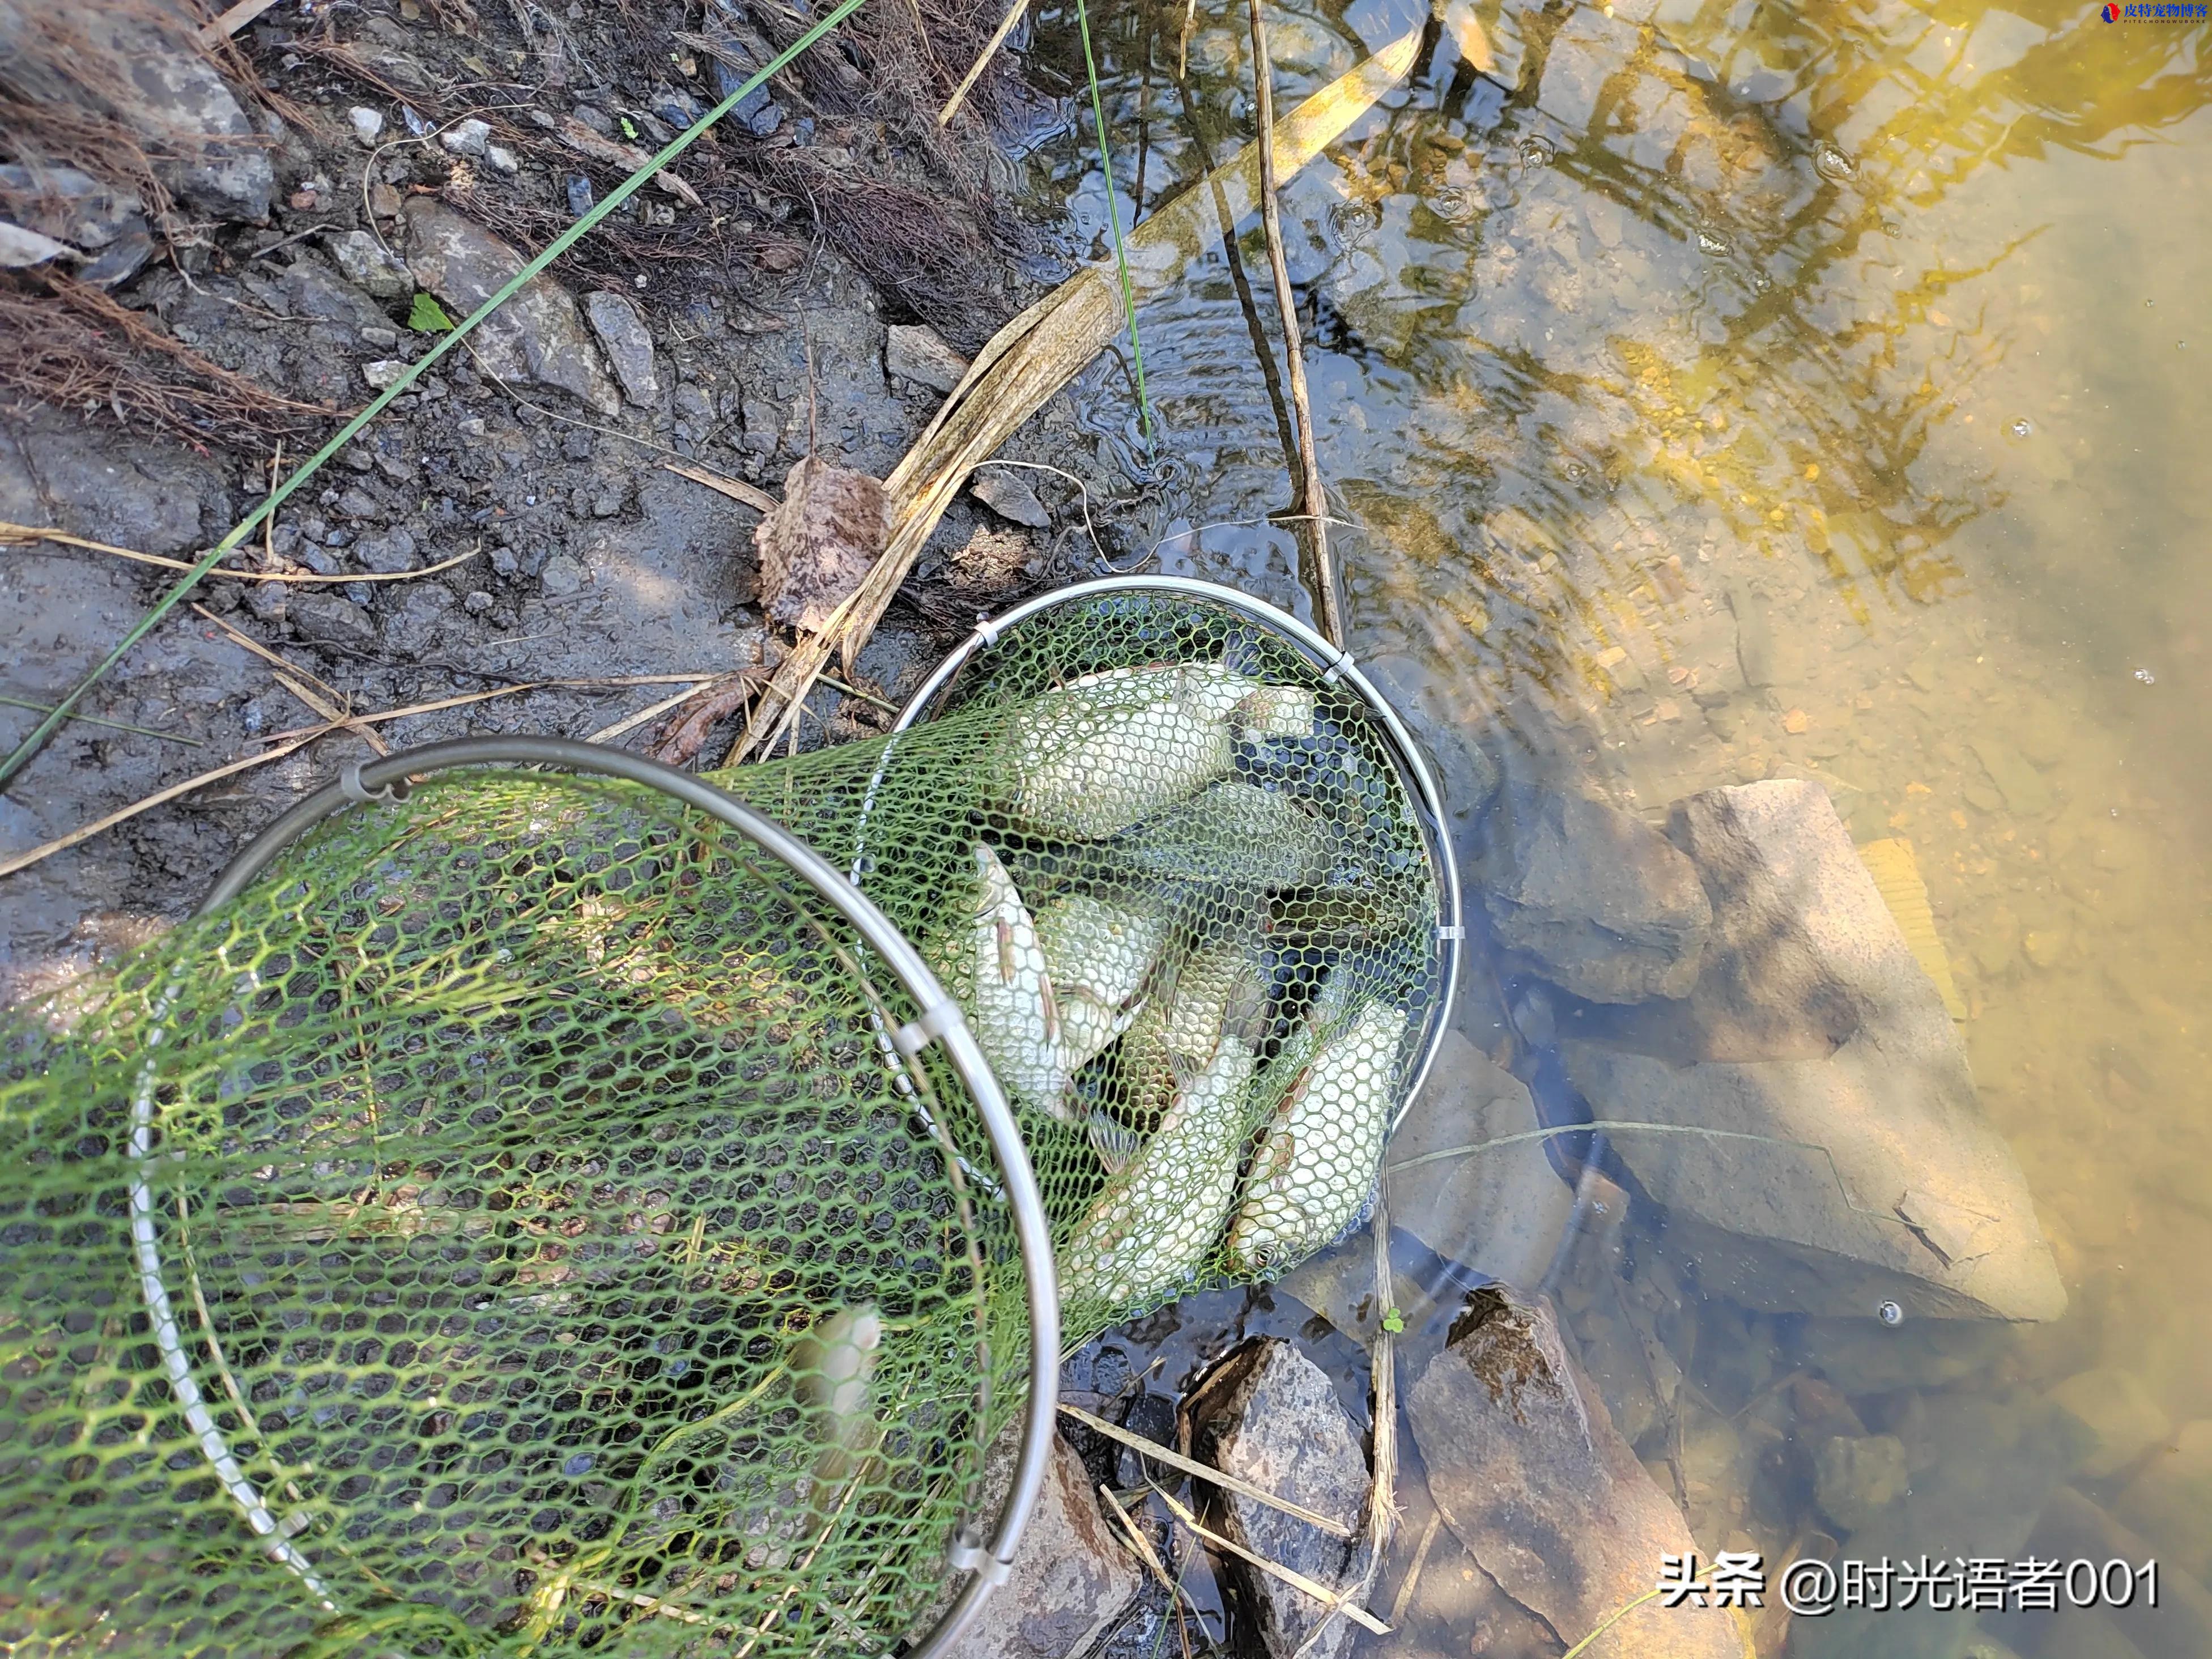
1020 0 2212 1651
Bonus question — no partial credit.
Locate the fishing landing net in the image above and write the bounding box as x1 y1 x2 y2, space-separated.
0 578 1457 1654
728 576 1461 1348
0 741 1056 1659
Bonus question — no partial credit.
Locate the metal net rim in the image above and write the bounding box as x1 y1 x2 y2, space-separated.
159 735 1060 1659
890 575 1466 1131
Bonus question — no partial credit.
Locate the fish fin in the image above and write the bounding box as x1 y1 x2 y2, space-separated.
1087 1109 1142 1175
1039 971 1062 1043
994 916 1016 985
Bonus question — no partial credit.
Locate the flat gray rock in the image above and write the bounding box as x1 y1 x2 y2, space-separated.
886 321 969 394
1182 1339 1372 1659
583 291 661 406
970 468 1051 530
0 407 226 556
1472 780 1711 1002
403 201 619 414
1408 1287 1743 1659
943 1430 1140 1659
21 5 276 223
326 229 411 300
1558 779 2065 1322
1384 1029 1572 1295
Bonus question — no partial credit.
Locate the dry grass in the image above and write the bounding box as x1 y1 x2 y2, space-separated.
0 275 340 453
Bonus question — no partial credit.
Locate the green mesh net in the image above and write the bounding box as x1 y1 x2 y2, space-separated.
0 580 1451 1655
713 581 1455 1342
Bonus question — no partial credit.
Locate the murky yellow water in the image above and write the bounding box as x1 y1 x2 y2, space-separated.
1032 0 2212 1650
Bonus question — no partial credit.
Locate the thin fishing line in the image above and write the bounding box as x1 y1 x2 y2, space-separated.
0 0 869 793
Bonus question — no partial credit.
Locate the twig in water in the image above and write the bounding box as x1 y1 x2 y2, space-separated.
1151 1485 1390 1635
938 0 1031 125
0 522 483 585
1387 1510 1443 1627
1099 1482 1207 1649
1060 1403 1354 1537
1075 0 1152 445
1560 1586 1664 1657
1247 0 1341 646
1385 1118 1921 1235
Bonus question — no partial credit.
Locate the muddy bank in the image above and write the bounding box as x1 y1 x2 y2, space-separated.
0 0 1140 1000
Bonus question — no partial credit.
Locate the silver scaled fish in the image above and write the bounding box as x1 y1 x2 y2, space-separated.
1059 1040 1258 1311
1002 662 1315 839
1033 890 1171 1077
1227 994 1410 1274
951 843 1081 1120
790 1304 883 1530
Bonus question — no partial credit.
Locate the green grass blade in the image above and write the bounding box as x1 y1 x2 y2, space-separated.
1074 0 1154 445
0 0 868 794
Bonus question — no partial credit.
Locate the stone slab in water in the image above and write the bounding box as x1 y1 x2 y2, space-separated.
1560 778 2066 1322
1470 779 1712 1003
1407 1286 1747 1659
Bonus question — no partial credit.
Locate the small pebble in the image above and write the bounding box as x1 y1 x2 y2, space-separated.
362 359 409 389
485 143 520 175
1782 708 1810 734
463 589 495 614
350 107 386 147
440 117 491 158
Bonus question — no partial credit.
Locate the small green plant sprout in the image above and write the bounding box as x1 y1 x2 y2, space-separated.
407 292 456 333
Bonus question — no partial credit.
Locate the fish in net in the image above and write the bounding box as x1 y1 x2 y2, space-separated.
0 580 1454 1651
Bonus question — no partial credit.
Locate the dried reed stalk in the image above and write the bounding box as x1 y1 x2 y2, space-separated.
731 28 1420 760
1246 0 1341 646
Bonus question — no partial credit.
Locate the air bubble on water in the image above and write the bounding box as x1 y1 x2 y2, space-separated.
1813 139 1857 182
2134 667 2158 685
1698 230 1730 256
1877 1300 1904 1326
2009 418 2033 439
1518 136 1555 167
1881 219 1904 237
1752 269 1774 292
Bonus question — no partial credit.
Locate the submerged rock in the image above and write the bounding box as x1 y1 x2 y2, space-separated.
945 1430 1142 1659
402 201 619 414
1408 1286 1744 1659
2116 1419 2212 1584
1789 1392 2091 1659
1383 1029 1572 1295
1471 781 1711 1003
1182 1339 1372 1659
1559 779 2065 1322
2047 1366 2171 1481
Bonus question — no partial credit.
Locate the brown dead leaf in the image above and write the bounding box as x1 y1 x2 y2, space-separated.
556 117 704 208
755 456 889 636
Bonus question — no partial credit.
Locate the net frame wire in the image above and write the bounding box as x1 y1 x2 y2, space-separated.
157 735 1060 1658
891 576 1465 1136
